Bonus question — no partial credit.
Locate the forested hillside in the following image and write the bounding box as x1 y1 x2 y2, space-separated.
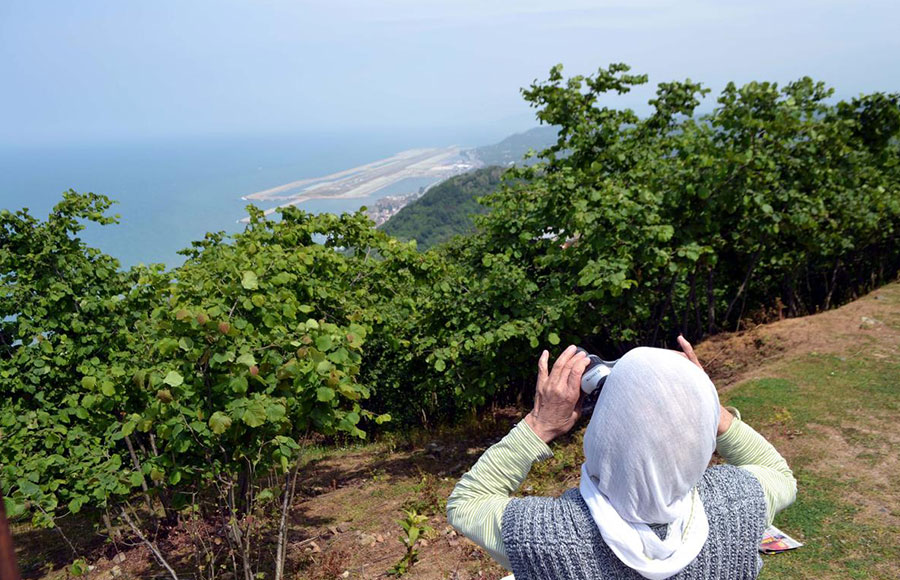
3 63 899 579
381 124 563 250
379 166 503 249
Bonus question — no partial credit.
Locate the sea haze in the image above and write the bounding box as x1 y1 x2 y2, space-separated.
0 131 463 268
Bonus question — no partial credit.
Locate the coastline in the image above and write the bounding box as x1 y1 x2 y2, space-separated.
239 146 478 223
250 187 395 220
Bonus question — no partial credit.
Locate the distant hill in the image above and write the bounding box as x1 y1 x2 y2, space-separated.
380 166 504 250
471 125 558 166
380 127 557 249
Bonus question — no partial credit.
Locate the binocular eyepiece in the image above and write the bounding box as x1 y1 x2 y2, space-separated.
575 347 618 415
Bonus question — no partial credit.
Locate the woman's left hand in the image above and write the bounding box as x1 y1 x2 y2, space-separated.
525 345 589 443
677 335 733 436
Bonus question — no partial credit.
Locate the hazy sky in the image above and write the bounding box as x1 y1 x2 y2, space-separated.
2 0 899 146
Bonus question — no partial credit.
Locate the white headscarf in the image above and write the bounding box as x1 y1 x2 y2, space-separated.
579 347 720 580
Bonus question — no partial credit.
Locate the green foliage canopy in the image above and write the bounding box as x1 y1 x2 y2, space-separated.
0 201 396 528
367 64 900 422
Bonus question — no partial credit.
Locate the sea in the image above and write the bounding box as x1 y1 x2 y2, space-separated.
0 130 478 268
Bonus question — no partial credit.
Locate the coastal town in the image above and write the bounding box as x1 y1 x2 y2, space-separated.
363 187 428 226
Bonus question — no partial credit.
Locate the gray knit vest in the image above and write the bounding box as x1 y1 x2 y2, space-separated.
502 465 766 580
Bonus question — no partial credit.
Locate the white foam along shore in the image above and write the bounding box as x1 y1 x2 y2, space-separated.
238 146 470 223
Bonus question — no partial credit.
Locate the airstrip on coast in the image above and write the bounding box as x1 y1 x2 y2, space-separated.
240 146 472 222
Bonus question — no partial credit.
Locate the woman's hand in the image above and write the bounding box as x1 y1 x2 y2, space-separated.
524 345 589 444
677 335 733 436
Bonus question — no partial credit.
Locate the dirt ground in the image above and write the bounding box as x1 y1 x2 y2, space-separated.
695 285 900 389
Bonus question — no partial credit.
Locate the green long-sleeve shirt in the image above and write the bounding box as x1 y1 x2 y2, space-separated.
446 409 797 571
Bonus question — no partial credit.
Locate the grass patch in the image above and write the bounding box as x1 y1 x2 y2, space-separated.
760 468 899 579
721 352 900 579
724 354 900 429
725 377 811 427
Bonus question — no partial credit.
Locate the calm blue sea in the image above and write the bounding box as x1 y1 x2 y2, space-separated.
0 131 466 268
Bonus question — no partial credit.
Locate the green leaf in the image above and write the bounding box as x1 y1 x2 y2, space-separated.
348 323 367 339
230 375 249 394
156 337 179 356
266 403 286 422
129 471 145 487
212 350 236 365
69 559 89 577
434 358 446 372
315 335 333 351
100 381 115 396
316 387 335 402
163 371 183 387
270 272 291 285
242 400 267 427
81 376 96 390
68 497 85 514
375 413 391 424
241 270 259 290
548 332 561 345
3 496 25 519
276 435 301 450
236 352 257 367
209 411 233 434
327 347 349 364
121 419 136 437
17 479 40 497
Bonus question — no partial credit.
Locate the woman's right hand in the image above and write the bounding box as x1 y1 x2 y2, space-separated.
524 345 589 444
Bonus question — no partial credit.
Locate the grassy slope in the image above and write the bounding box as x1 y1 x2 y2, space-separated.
15 284 900 580
713 288 900 579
